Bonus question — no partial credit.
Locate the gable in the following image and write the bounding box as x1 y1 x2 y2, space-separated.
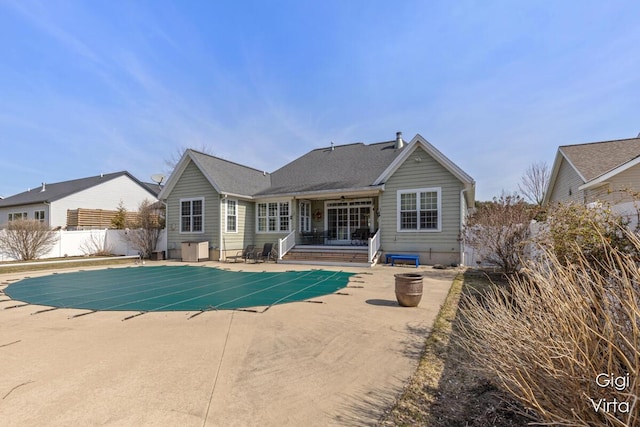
168 160 219 199
374 135 475 206
159 150 271 200
546 156 585 205
387 146 458 185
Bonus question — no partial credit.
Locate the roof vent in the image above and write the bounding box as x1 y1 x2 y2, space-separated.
330 142 335 151
395 131 404 149
40 182 46 192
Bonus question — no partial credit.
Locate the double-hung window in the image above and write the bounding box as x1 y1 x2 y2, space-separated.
226 199 237 232
397 188 441 232
8 212 27 221
180 198 203 233
299 201 311 232
257 201 290 233
35 211 45 222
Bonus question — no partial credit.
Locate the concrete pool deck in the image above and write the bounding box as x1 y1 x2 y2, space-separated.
0 260 458 426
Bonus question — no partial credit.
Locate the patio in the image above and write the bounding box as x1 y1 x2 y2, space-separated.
0 261 456 426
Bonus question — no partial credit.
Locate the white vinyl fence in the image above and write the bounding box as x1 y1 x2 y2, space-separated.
462 220 544 267
0 229 167 262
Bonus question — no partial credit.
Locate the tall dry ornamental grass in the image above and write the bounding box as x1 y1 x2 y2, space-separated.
459 231 640 426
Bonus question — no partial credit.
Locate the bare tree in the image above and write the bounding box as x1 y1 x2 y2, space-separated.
164 144 216 174
518 161 550 206
124 199 165 259
0 219 59 261
464 192 539 274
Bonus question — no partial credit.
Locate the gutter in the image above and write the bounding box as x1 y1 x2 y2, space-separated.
254 185 385 200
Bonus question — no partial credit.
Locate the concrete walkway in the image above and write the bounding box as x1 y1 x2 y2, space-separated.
0 261 457 426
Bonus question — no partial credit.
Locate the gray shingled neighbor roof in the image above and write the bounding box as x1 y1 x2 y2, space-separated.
188 150 272 196
0 171 158 209
255 141 404 196
560 137 640 182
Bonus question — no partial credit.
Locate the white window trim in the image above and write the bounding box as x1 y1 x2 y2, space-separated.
256 200 291 234
299 201 311 233
225 199 238 233
396 187 442 232
179 197 205 234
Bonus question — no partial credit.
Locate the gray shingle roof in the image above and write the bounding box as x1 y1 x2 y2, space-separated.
0 171 158 209
188 150 272 196
256 141 405 196
560 137 640 182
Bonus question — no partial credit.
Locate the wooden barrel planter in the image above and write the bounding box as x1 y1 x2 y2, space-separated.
394 273 424 307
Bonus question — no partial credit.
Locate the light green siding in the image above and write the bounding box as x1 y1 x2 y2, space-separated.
379 146 463 265
221 199 255 258
548 158 585 204
586 163 640 205
166 160 220 259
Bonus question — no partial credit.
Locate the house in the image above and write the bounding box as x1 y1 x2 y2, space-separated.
158 133 475 266
543 137 640 224
0 171 160 229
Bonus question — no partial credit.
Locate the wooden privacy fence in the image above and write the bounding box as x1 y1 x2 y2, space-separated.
66 208 139 229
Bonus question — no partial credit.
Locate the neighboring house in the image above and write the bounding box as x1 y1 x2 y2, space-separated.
543 137 640 225
159 133 475 266
0 171 160 229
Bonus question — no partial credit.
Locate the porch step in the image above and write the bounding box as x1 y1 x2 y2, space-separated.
280 247 370 266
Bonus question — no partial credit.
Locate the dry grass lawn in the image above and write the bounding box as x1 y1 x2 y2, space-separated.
379 269 535 426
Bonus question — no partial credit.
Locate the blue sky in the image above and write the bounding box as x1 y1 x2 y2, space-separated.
1 1 639 201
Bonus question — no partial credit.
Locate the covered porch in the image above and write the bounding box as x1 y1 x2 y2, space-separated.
296 197 379 246
279 195 382 266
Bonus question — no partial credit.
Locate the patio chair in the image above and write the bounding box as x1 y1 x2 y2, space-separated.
351 228 370 246
253 243 275 263
227 245 256 263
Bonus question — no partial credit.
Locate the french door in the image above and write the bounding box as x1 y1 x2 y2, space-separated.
326 199 373 244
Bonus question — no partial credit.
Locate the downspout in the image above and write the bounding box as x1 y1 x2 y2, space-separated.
219 194 225 261
459 188 468 267
161 200 168 258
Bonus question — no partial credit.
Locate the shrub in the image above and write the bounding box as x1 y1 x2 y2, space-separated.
124 199 164 259
464 193 539 274
541 202 639 268
79 231 113 256
0 219 59 261
111 200 128 229
458 231 640 426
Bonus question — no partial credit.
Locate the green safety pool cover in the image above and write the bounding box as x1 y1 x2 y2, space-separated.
5 266 354 312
